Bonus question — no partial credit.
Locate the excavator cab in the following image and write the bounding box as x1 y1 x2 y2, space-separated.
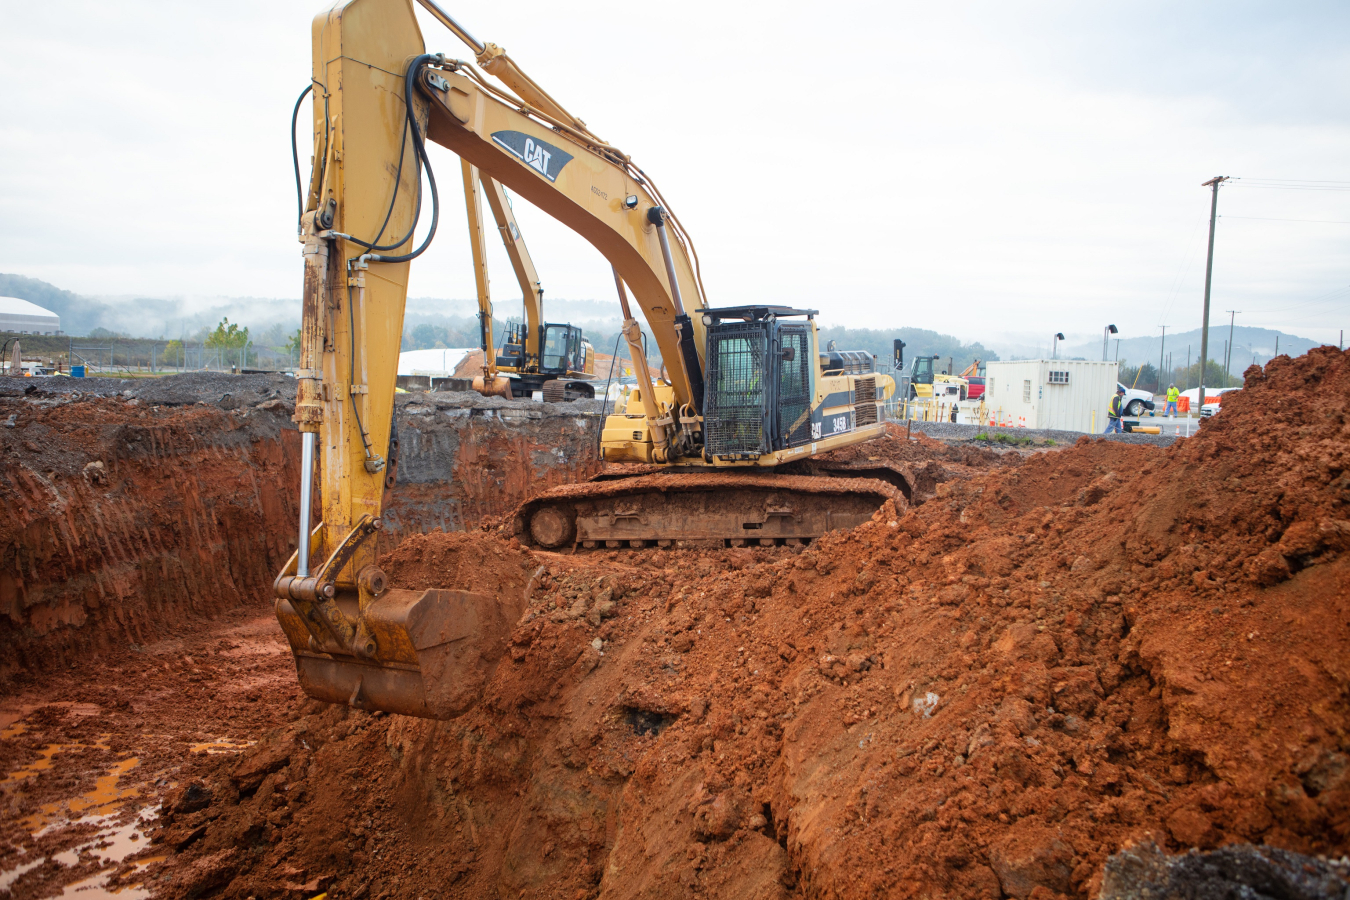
702 306 867 459
908 355 939 399
541 323 585 375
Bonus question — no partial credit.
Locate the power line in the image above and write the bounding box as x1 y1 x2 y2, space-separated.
1221 215 1350 224
1158 217 1205 329
1228 184 1350 192
1241 284 1350 316
1234 178 1350 185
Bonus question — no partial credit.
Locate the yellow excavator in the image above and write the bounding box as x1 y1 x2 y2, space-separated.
274 0 907 718
462 163 597 401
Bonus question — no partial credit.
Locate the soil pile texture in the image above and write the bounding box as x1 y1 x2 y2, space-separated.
0 388 304 682
146 347 1349 899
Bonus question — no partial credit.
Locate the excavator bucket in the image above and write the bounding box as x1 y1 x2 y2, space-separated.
472 373 514 400
275 587 527 719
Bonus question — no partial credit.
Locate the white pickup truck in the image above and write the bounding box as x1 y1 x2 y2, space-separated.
1117 383 1156 417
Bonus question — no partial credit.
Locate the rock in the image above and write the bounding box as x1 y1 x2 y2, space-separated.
995 624 1039 660
231 741 292 793
989 824 1074 899
571 645 600 677
1165 806 1216 848
1100 840 1350 900
217 393 242 410
1030 633 1060 663
173 779 213 814
694 791 741 841
178 848 239 897
1245 547 1291 586
995 696 1037 736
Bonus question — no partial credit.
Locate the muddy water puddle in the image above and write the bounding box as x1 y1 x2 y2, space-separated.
0 742 157 899
1 609 299 898
2 808 162 899
1 703 259 900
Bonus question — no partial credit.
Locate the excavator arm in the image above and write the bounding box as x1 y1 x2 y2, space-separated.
274 0 704 718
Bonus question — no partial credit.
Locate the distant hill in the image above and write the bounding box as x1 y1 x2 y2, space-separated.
1060 326 1325 370
0 273 114 335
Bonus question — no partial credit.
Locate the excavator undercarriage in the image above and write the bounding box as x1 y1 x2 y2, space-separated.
514 471 907 550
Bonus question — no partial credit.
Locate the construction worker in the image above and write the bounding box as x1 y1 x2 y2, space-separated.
1104 385 1125 434
1164 383 1180 416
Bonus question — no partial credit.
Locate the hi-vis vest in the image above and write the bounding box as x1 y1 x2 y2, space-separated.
1166 387 1179 402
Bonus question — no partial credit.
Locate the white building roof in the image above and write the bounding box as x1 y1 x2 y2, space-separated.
0 297 59 319
397 348 475 377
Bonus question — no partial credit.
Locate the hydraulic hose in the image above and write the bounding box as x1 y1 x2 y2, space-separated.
291 84 312 232
360 54 440 264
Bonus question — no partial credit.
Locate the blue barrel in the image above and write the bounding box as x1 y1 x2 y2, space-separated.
71 365 85 378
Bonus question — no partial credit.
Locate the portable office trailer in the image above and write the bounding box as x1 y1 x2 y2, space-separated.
984 360 1120 433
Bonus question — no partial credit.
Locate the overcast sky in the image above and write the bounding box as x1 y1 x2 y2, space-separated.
1 0 1347 350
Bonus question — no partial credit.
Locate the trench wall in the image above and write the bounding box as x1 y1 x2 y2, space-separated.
0 377 602 683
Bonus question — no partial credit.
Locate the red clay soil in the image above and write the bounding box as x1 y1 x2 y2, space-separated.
131 347 1348 900
0 396 304 683
1 348 1345 900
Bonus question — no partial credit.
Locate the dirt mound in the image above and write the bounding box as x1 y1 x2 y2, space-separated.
153 348 1348 898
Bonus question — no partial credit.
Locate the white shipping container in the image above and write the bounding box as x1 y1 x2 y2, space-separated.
984 360 1120 434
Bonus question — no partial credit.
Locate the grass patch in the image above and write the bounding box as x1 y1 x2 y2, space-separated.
974 432 1035 447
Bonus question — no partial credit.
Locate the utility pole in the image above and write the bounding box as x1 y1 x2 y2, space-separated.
1158 325 1167 394
1198 176 1229 407
1224 310 1240 386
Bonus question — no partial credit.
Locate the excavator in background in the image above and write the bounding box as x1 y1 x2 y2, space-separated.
462 162 596 401
906 354 968 401
958 359 985 400
274 0 908 719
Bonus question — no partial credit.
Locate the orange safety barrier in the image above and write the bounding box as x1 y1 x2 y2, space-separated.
1178 397 1190 412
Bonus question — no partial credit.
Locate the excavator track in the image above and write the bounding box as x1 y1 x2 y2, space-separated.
512 472 908 550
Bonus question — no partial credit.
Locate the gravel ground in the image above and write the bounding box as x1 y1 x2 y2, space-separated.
0 372 295 405
900 419 1188 447
406 388 607 415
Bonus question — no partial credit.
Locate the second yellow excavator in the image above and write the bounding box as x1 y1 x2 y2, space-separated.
461 162 597 401
274 0 910 718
